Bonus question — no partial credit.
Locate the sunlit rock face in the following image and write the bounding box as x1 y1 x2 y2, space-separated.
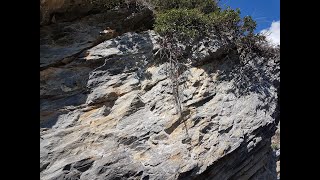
40 4 279 180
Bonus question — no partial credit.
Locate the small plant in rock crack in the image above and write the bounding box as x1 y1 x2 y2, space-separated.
271 143 279 150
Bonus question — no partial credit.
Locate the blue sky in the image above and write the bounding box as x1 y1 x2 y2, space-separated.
219 0 280 45
219 0 280 32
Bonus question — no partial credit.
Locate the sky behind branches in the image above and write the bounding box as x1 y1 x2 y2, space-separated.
219 0 280 45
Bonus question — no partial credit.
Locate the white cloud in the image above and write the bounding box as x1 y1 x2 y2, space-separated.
260 21 280 46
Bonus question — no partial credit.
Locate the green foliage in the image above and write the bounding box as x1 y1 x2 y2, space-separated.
154 9 208 40
153 0 219 41
89 0 127 10
154 6 253 43
151 0 273 64
152 0 259 41
241 16 257 35
206 8 241 34
271 143 279 150
152 0 218 13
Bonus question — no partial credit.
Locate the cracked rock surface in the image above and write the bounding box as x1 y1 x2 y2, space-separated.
40 6 280 180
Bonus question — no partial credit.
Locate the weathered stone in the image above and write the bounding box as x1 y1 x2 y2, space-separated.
40 5 155 70
41 17 280 180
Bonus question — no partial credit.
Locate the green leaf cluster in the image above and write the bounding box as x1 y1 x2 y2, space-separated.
153 0 257 42
152 0 218 13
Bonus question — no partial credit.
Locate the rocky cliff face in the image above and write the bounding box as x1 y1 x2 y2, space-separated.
40 3 280 180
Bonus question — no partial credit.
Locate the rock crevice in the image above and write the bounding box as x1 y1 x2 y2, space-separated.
40 4 279 180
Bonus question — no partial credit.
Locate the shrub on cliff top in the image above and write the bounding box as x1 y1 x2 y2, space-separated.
154 8 208 41
149 0 268 115
154 5 257 43
152 0 218 13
